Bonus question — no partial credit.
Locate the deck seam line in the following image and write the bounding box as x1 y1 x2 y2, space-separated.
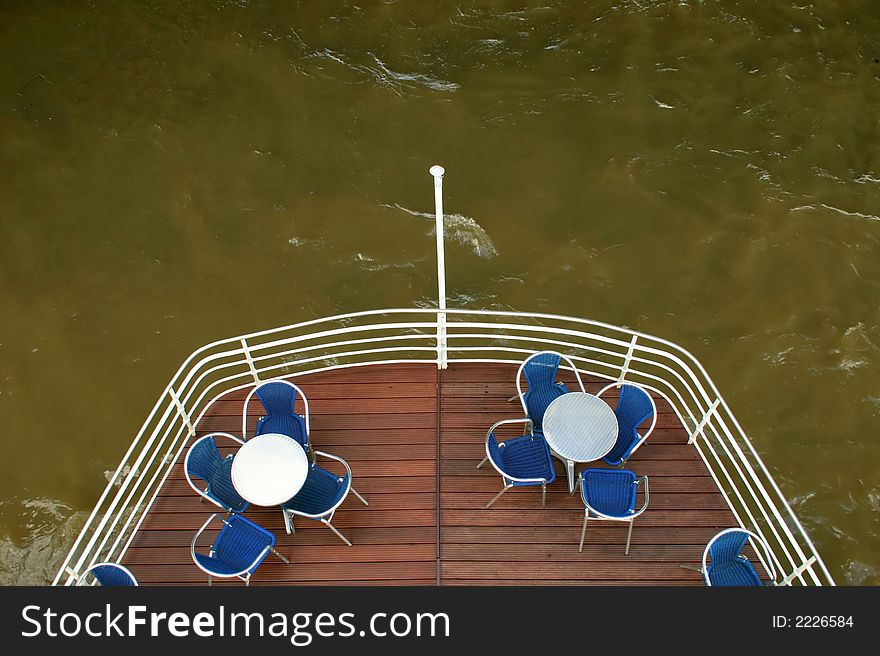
435 365 442 585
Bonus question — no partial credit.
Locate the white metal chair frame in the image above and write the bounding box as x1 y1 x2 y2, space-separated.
282 450 369 546
242 379 311 447
190 513 289 586
595 381 658 464
183 432 246 512
76 562 139 586
477 417 554 508
578 472 650 555
702 527 777 586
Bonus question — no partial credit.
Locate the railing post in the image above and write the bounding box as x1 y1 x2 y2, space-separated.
618 334 638 383
430 165 448 369
689 398 720 444
168 387 196 437
777 557 818 586
63 566 80 585
240 338 261 383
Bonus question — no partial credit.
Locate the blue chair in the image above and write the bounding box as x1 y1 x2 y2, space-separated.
184 433 249 514
702 528 777 586
578 468 649 554
280 451 368 546
190 513 288 585
77 562 138 586
477 418 556 508
515 351 585 431
242 379 310 452
596 383 657 466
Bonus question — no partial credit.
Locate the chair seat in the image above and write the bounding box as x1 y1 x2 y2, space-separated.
495 433 556 486
194 553 251 577
282 464 347 515
581 469 638 517
707 558 763 586
256 414 307 445
191 514 286 584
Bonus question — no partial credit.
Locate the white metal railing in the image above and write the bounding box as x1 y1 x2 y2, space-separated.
52 308 835 586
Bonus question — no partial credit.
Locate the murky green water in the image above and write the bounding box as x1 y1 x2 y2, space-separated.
1 1 879 584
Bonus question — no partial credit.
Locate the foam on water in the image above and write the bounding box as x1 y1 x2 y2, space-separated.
385 204 498 259
0 497 86 585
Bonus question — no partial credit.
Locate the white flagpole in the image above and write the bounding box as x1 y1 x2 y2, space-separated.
430 165 447 369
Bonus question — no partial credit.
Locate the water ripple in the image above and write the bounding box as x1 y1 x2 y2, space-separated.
790 203 880 222
384 204 498 259
368 54 460 93
301 46 458 97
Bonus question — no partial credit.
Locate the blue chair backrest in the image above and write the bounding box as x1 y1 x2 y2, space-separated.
522 352 568 429
581 469 637 515
214 516 275 571
704 529 768 586
89 564 137 586
186 437 248 513
708 529 750 567
605 384 654 464
187 436 224 486
255 382 308 448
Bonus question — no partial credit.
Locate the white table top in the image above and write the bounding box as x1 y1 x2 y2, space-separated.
231 433 309 506
542 392 618 462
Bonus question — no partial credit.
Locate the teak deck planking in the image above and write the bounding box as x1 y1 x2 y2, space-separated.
122 362 742 585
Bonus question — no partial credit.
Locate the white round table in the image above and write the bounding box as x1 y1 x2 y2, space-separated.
542 392 619 493
231 433 309 506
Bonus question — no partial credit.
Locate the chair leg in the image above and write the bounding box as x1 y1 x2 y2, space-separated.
485 484 512 508
324 520 353 547
207 575 212 586
476 456 488 469
271 546 290 564
283 509 296 535
578 514 588 552
541 483 547 507
351 487 369 506
625 519 634 556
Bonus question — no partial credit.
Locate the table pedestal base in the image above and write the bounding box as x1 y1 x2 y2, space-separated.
550 448 578 494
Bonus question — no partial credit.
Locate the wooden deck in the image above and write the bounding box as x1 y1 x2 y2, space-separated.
123 362 741 585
